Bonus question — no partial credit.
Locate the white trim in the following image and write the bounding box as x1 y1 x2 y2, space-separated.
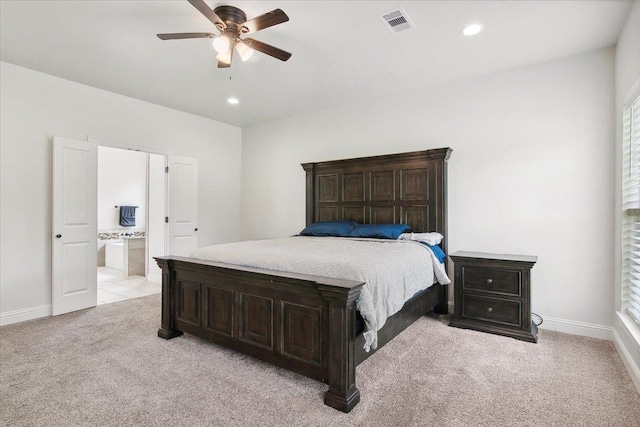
88 136 174 156
447 303 613 340
0 304 51 326
537 316 613 340
617 310 640 343
624 76 640 109
613 311 640 394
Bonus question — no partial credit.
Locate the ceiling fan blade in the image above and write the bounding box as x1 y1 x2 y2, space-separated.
217 61 231 69
157 32 215 40
243 9 289 34
188 0 225 30
243 38 292 62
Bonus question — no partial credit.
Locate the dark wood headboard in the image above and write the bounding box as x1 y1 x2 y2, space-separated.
301 147 452 254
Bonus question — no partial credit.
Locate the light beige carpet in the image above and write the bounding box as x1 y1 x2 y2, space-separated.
1 294 639 426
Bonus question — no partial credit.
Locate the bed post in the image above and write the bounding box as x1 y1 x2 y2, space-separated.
156 257 183 340
319 284 363 413
434 148 452 315
301 162 315 226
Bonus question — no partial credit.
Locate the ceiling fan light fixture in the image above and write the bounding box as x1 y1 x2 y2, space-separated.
158 2 291 68
212 34 231 53
235 41 254 61
216 50 232 64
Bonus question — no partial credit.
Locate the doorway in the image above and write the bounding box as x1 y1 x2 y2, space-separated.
52 136 198 315
95 147 164 305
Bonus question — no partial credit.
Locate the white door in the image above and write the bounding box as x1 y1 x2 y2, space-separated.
52 136 97 315
167 156 198 256
146 153 167 283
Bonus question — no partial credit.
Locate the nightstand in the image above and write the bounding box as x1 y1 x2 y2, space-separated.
449 251 538 343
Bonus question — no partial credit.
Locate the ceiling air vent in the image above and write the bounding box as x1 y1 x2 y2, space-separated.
378 7 415 34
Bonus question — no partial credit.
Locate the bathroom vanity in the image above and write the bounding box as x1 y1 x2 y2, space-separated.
105 236 145 276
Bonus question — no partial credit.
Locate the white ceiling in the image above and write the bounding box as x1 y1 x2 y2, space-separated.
0 0 633 127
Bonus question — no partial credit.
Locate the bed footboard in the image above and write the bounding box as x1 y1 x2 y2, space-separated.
156 256 364 412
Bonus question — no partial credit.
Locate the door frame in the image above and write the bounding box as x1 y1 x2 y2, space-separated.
90 136 173 283
52 134 200 314
89 136 174 157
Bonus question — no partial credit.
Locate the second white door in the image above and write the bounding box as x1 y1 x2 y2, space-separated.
167 156 198 256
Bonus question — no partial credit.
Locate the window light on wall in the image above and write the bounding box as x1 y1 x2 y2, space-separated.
622 92 640 325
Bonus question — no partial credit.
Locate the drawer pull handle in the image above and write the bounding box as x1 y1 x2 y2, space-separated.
487 307 493 313
487 279 493 284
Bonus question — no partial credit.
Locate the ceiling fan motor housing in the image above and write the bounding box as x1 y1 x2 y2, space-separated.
214 5 249 37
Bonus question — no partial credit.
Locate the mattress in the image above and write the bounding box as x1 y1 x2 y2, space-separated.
191 236 450 351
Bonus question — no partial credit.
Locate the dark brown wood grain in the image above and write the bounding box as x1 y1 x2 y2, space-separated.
449 252 538 343
156 148 452 412
301 147 452 254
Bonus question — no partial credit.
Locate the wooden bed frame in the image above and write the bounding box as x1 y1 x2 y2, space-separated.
156 147 452 412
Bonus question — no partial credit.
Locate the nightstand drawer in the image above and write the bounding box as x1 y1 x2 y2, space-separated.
461 266 521 296
461 294 521 327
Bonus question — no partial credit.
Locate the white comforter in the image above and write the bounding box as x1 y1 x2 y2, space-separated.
191 236 450 352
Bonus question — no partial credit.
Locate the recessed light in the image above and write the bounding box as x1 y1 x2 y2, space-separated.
227 97 239 105
462 23 483 36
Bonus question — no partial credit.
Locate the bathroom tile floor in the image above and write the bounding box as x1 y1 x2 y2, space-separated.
97 267 161 305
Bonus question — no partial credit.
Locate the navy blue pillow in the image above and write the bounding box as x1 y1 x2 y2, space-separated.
349 223 412 240
299 221 357 237
426 244 447 264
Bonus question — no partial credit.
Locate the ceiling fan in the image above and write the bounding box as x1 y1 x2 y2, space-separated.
157 0 291 68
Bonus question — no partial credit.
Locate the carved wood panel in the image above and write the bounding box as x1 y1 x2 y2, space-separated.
370 206 395 224
281 302 322 365
239 293 273 349
205 286 234 337
369 170 395 201
318 174 339 203
401 206 429 232
318 206 339 222
342 207 365 223
177 279 200 327
342 173 364 202
401 168 429 201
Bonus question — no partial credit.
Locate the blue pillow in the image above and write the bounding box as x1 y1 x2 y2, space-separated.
349 223 412 240
299 221 357 237
426 244 447 264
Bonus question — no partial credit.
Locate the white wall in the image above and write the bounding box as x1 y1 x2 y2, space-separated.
97 146 147 231
0 61 242 323
613 0 640 391
241 48 615 334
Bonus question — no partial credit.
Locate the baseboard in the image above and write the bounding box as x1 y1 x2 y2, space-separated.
446 304 613 341
444 305 640 389
613 312 640 394
0 304 51 326
537 316 613 340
